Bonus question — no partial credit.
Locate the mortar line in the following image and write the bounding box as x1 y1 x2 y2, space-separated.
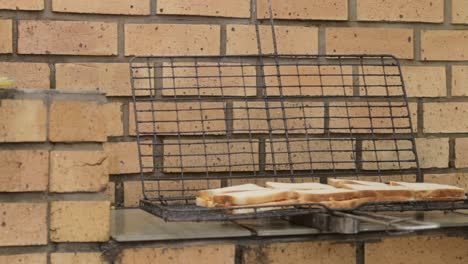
318 26 326 56
122 100 130 137
220 24 227 56
356 241 365 264
12 15 18 56
49 63 56 89
348 0 357 22
417 99 424 136
445 0 453 25
151 0 157 16
449 137 456 168
44 0 53 19
414 28 421 62
446 64 453 97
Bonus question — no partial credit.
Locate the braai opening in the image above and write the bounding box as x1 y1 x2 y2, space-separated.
128 0 468 233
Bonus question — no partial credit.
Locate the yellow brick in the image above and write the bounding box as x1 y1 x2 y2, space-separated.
357 65 402 96
357 0 444 23
257 0 348 20
0 203 47 246
56 63 131 96
50 201 110 242
424 102 468 133
157 0 250 18
366 235 468 264
453 0 468 24
18 21 117 56
0 99 47 142
232 101 324 134
0 150 48 192
0 0 44 10
104 142 140 174
329 102 417 134
49 101 107 142
0 20 12 54
243 241 355 264
263 65 354 96
421 30 468 61
362 138 449 170
452 66 468 96
104 102 123 137
164 139 259 172
266 139 355 171
53 0 150 15
227 25 318 55
0 62 50 89
118 245 235 264
161 62 257 97
50 151 108 193
362 140 415 170
124 180 221 207
455 138 468 168
0 254 47 264
362 138 448 170
425 173 468 192
51 252 108 264
130 102 226 135
402 66 446 97
125 24 220 56
326 27 414 59
416 138 449 168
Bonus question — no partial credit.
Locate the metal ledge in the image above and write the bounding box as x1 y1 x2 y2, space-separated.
111 209 251 242
111 209 468 242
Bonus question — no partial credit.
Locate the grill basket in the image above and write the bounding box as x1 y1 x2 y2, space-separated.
125 54 463 221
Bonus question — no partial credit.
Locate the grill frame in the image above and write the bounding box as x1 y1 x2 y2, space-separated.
128 54 468 222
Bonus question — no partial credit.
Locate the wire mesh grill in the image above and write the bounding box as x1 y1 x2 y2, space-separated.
130 54 421 208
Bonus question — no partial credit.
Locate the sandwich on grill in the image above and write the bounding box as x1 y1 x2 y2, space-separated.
294 188 381 209
266 181 336 190
389 182 466 200
196 184 265 207
213 189 290 207
266 181 337 198
196 181 466 212
339 184 414 201
295 188 363 203
328 178 389 188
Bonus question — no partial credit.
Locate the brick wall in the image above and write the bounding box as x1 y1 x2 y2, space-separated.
0 89 110 263
1 0 468 263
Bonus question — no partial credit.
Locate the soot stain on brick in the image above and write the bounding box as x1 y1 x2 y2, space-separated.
0 89 24 100
101 240 122 263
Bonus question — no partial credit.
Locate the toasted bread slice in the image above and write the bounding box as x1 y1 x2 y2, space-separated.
228 199 298 215
389 182 466 200
195 197 217 208
197 184 265 200
267 182 337 199
341 184 413 199
296 189 363 203
321 197 375 209
328 178 388 188
266 182 336 190
213 189 290 206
